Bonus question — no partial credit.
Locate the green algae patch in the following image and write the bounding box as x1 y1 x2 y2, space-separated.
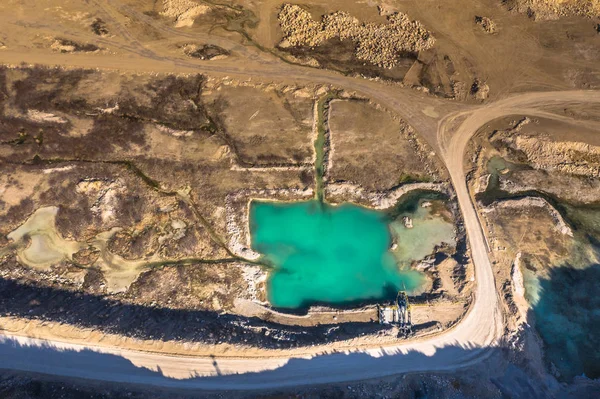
250 200 426 309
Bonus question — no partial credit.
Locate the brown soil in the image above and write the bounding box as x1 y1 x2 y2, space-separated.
181 43 230 60
505 0 600 20
467 114 600 203
278 4 435 68
327 99 447 191
202 85 315 166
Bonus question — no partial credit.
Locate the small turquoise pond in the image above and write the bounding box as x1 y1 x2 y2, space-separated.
250 199 454 309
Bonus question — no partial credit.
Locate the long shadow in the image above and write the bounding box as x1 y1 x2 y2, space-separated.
3 320 597 398
0 276 598 396
2 263 599 392
0 333 500 391
530 263 600 381
0 277 390 349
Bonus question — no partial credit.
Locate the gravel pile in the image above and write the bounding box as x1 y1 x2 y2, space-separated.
278 4 435 69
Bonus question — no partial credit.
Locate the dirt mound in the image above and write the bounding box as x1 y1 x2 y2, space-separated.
180 43 229 60
278 4 435 69
91 18 109 36
50 38 100 53
505 0 600 20
493 119 600 177
160 0 210 27
470 79 490 100
475 16 497 34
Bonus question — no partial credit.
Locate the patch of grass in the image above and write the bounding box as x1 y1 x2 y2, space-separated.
398 173 433 184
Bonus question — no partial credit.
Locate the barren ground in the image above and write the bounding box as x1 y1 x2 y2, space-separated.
0 0 599 397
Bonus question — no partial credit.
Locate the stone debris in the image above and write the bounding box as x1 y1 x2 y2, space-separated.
511 252 525 297
76 179 125 224
156 124 194 138
470 78 490 100
278 4 435 69
160 0 210 28
180 43 230 60
326 182 451 209
475 173 492 194
42 166 75 174
239 263 267 302
497 131 600 177
508 0 600 20
50 38 99 53
475 16 497 34
157 219 187 245
26 109 67 124
482 196 573 236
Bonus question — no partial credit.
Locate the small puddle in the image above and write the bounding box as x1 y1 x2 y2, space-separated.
6 206 83 269
4 206 158 292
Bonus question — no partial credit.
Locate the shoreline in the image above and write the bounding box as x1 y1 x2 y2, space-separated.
225 183 461 312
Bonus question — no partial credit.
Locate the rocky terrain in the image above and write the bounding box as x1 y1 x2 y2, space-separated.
491 118 600 177
466 110 600 384
475 16 497 34
507 0 600 19
0 65 465 350
278 4 435 69
0 0 599 396
160 0 210 28
467 115 600 204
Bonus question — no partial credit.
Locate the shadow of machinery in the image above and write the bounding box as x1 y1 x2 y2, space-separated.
0 264 599 397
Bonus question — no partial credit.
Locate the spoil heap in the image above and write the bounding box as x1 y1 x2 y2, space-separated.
160 0 209 27
509 0 600 19
475 16 497 34
278 4 435 69
493 119 600 177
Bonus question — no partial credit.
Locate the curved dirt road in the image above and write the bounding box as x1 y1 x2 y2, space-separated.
1 4 600 386
3 89 599 389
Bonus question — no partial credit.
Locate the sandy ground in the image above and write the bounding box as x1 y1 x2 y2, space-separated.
0 0 600 391
3 90 598 389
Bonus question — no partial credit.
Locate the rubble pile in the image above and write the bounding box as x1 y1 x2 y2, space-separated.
503 135 600 177
509 0 600 20
160 0 209 27
278 4 435 68
475 16 497 34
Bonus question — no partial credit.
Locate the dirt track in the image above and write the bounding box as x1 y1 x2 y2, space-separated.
1 1 600 389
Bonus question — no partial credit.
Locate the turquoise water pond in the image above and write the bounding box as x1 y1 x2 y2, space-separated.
250 199 455 309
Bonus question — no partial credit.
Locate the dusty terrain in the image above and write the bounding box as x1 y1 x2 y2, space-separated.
326 99 446 191
507 0 600 19
0 64 466 348
467 114 600 202
0 0 599 397
464 108 600 381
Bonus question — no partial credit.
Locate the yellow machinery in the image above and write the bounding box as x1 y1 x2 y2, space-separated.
377 290 413 336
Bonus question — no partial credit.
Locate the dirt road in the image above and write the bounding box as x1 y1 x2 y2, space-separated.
1 4 600 388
